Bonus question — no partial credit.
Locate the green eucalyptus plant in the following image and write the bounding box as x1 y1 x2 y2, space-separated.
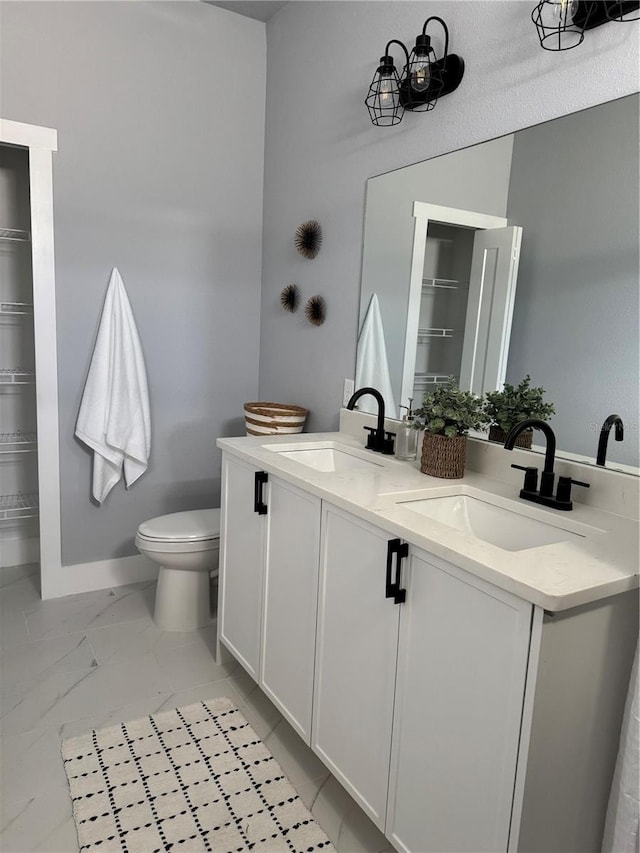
484 375 555 433
414 377 488 438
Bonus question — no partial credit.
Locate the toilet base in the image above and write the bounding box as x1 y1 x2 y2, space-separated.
154 566 212 631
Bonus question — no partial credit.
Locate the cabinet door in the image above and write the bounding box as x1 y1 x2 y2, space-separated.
260 477 321 744
387 547 532 853
219 454 265 679
312 505 401 829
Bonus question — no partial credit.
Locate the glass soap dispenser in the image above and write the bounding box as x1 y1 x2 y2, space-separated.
395 398 418 461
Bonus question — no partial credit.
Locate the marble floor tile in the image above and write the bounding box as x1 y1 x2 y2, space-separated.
153 677 246 716
228 667 284 740
87 615 218 665
299 773 391 852
154 636 236 692
0 633 96 686
0 577 392 853
0 568 41 613
1 652 172 736
0 786 75 853
264 715 330 789
0 727 68 807
25 583 154 641
56 676 246 744
0 562 38 588
0 605 29 649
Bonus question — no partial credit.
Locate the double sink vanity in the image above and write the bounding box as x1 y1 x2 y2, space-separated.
216 416 638 853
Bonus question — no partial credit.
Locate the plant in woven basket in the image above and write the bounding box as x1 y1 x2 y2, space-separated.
414 377 488 437
413 378 488 479
484 375 555 445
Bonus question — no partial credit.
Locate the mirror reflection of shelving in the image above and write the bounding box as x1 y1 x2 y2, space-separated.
0 144 39 563
412 223 473 400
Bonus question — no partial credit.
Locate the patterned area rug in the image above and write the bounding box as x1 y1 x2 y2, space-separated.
62 696 335 852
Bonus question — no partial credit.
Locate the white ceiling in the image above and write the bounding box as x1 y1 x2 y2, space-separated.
204 1 288 23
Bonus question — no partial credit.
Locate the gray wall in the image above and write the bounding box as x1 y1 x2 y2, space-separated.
1 1 266 565
506 96 639 467
258 0 640 433
359 134 514 409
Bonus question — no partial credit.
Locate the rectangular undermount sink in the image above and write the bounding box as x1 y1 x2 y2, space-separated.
263 441 384 473
397 490 600 552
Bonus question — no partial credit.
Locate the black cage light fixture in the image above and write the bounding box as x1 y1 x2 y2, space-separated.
365 16 464 127
532 0 639 50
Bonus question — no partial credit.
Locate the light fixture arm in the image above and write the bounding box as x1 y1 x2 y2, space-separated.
422 16 450 59
383 38 411 68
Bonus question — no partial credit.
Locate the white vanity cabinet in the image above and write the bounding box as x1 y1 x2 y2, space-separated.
387 545 532 853
313 503 532 848
312 506 402 828
219 453 320 742
218 444 638 853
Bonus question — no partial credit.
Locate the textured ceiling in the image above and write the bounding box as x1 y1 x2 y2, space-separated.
204 1 288 23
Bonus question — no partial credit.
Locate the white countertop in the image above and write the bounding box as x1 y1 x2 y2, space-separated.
217 431 639 613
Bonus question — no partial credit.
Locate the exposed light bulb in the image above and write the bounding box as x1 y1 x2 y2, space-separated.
379 75 394 104
551 0 578 22
411 59 430 93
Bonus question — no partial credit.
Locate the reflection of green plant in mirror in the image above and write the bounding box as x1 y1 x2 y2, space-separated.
484 375 555 433
414 378 488 437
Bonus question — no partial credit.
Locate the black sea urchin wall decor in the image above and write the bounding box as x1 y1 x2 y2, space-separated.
305 295 326 326
295 220 323 259
280 283 300 313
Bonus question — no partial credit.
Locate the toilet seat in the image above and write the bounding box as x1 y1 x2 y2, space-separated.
137 509 220 544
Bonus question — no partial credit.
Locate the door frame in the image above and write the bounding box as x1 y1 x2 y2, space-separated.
402 201 507 405
0 118 62 593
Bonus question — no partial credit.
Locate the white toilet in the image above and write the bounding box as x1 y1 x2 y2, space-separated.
135 508 220 632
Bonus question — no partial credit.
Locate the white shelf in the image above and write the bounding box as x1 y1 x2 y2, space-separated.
0 493 39 522
0 368 35 385
0 227 30 242
0 431 37 454
414 373 455 387
417 328 454 340
422 278 468 290
0 302 34 316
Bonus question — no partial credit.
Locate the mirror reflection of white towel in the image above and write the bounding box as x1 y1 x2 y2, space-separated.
75 267 151 503
356 294 397 419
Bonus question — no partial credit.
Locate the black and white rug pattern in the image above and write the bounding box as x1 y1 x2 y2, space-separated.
61 696 335 852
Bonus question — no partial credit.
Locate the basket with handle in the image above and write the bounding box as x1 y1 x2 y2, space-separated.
244 402 308 436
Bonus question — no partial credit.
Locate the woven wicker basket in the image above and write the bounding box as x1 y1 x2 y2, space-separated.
244 402 308 436
421 433 467 479
488 425 533 449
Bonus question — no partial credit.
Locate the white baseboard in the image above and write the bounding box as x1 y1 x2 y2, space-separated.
0 536 40 569
41 554 159 600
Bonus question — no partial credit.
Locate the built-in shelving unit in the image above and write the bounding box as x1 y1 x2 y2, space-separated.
0 227 30 242
0 117 60 593
0 368 36 384
1 141 41 570
414 373 452 389
0 302 34 316
0 493 39 522
422 277 469 291
0 430 37 454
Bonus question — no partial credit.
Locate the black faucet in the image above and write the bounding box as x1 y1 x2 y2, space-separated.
504 418 589 511
596 414 624 466
347 386 396 455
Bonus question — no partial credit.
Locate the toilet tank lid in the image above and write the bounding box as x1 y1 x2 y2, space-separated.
138 509 221 542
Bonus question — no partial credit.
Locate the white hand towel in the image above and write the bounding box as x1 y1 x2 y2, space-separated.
75 268 151 503
356 293 397 419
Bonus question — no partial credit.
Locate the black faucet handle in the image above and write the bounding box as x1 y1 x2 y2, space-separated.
511 464 538 493
556 476 590 504
363 426 377 450
385 431 396 440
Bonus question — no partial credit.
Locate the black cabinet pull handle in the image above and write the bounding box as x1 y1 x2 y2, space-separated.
386 538 408 604
254 471 268 515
